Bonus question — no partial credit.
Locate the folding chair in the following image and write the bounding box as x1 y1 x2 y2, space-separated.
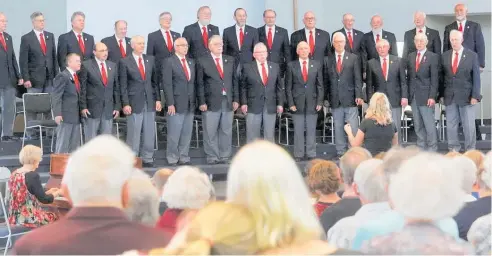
278 112 293 146
21 93 57 154
233 111 246 147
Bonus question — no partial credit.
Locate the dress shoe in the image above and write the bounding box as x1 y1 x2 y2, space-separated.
294 157 303 162
1 136 15 142
220 159 231 164
142 162 155 168
207 160 220 165
178 161 190 166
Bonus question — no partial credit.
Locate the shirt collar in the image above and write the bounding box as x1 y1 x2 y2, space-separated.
115 34 125 42
198 22 207 28
66 67 76 76
176 53 186 60
457 19 467 26
355 202 391 216
305 27 315 34
33 29 44 35
72 30 83 37
417 48 427 56
380 55 389 62
211 53 222 60
133 53 143 60
256 60 267 66
454 47 464 55
335 51 345 57
299 58 309 65
160 28 170 34
416 26 426 33
95 58 106 65
266 24 275 31
344 28 353 34
236 24 245 30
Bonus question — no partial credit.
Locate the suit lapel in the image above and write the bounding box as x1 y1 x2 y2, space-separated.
207 55 222 81
272 27 281 49
307 60 316 83
374 58 384 80
457 50 467 73
29 31 44 55
294 60 304 83
91 59 105 85
143 55 150 80
252 62 263 85
222 56 230 81
173 55 188 80
230 26 240 51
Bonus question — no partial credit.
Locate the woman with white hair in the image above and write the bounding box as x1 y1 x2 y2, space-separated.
124 169 160 226
156 166 214 235
227 140 355 254
344 92 398 156
452 156 478 202
362 153 474 254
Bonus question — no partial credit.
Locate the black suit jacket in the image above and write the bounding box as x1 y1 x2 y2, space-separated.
51 69 80 124
119 55 159 113
0 32 21 88
162 55 196 113
101 35 132 63
19 30 58 88
57 31 95 71
240 61 284 114
441 49 481 106
402 27 441 60
79 59 121 119
324 52 363 108
223 25 259 64
443 21 486 68
285 59 324 114
406 50 439 106
332 28 364 55
360 30 398 73
366 55 407 108
257 25 291 76
147 29 181 84
290 28 331 62
196 54 239 112
182 22 220 59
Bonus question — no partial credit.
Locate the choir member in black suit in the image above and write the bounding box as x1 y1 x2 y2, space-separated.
222 8 259 65
257 9 290 76
182 6 220 59
57 12 94 71
332 13 364 55
290 11 331 62
101 20 132 63
402 11 441 60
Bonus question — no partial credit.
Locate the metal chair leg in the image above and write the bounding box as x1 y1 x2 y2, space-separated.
194 120 199 148
50 128 55 153
39 127 43 155
235 119 240 147
286 118 290 146
22 128 26 148
322 116 326 143
79 124 83 145
116 123 120 139
278 116 282 144
330 116 334 144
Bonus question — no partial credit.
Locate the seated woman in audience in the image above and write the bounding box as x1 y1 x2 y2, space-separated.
467 213 491 255
151 168 174 214
307 160 341 216
226 140 357 254
8 145 61 227
156 166 214 234
344 93 398 156
125 169 160 226
362 153 474 254
452 156 478 202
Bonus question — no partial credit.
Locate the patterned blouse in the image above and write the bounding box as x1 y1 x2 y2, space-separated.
362 222 475 255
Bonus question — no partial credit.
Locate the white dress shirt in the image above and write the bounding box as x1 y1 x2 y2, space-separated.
96 58 108 75
73 30 84 46
379 56 389 80
416 48 427 63
115 35 126 53
457 19 467 30
160 28 173 48
176 54 191 77
299 58 309 72
305 28 315 44
33 29 45 44
452 47 464 66
256 60 269 81
335 51 345 65
198 22 208 35
235 24 245 49
373 30 382 43
66 67 77 80
133 53 145 71
416 26 426 34
211 53 223 67
265 25 275 42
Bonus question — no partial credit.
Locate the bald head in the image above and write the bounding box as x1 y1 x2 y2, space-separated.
370 15 383 31
303 11 316 30
131 35 145 55
94 42 108 61
174 37 188 57
114 20 128 39
454 3 468 21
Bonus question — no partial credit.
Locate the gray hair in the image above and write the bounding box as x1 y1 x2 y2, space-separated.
30 11 43 21
414 33 428 42
130 35 145 47
114 20 127 28
253 42 267 52
159 11 172 21
332 32 346 42
339 147 372 185
450 29 464 40
125 169 160 226
414 11 427 19
376 38 390 47
382 146 420 183
452 156 478 194
197 6 211 18
208 34 222 45
263 9 276 17
70 11 85 22
354 159 387 203
162 166 214 209
480 152 492 189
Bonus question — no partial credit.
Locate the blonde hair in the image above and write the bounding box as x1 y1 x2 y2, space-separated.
19 145 42 165
463 150 485 172
365 92 392 126
153 201 260 255
308 160 340 195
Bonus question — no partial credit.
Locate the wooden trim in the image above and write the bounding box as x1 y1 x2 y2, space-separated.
293 0 298 30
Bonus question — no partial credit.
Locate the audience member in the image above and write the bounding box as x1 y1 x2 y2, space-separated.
227 141 354 254
373 152 386 159
467 214 491 255
463 150 485 171
13 136 171 255
152 168 174 214
452 156 478 202
304 158 324 202
319 147 371 233
454 151 492 240
156 166 214 235
344 92 398 156
362 153 473 254
8 145 60 228
307 160 341 216
327 159 390 249
445 151 462 158
125 169 160 226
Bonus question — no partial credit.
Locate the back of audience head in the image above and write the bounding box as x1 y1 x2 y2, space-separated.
463 150 485 172
389 152 464 220
152 168 174 196
62 135 135 207
308 160 340 197
227 140 322 250
451 156 478 195
339 147 372 186
373 152 386 160
124 169 160 226
353 159 387 204
381 146 420 184
477 151 492 195
162 166 214 210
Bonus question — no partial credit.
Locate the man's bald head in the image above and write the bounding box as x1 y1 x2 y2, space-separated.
303 11 316 30
339 147 372 185
152 168 174 194
174 37 189 56
94 42 109 61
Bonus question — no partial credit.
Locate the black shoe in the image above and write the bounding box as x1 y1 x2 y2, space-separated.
220 158 231 164
1 136 14 142
306 156 316 161
294 157 303 162
142 162 155 168
178 161 190 166
207 160 220 165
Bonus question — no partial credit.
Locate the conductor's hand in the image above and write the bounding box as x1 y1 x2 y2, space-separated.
123 105 132 115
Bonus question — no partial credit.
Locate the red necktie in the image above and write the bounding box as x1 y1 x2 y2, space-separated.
347 31 353 49
261 63 268 86
202 26 208 48
302 60 308 83
215 58 224 79
166 31 173 51
100 62 108 86
239 27 244 48
73 73 81 92
452 52 459 74
267 27 273 49
309 30 315 55
337 54 342 73
138 57 146 80
382 58 387 80
39 33 47 55
458 22 463 32
181 58 190 81
119 39 126 58
0 33 7 51
77 34 85 55
416 52 421 72
376 34 380 43
418 29 423 33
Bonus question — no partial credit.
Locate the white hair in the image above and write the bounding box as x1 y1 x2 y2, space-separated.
125 169 160 226
162 166 214 209
452 156 478 194
450 29 463 40
389 153 464 220
62 135 135 206
227 141 323 245
354 159 387 203
414 11 427 19
332 32 346 42
376 38 390 47
253 42 267 52
480 152 492 189
414 33 428 42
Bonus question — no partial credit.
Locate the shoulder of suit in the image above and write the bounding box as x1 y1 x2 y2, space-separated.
316 29 329 35
3 32 11 38
268 61 279 68
384 30 396 37
144 54 154 60
148 30 160 37
84 33 94 38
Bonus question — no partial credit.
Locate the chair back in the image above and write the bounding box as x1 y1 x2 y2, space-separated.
22 93 53 116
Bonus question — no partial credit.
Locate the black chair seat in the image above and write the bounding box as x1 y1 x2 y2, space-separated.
194 115 202 121
114 117 126 124
404 110 413 118
0 224 32 238
155 116 167 123
281 112 293 119
234 113 246 119
26 120 57 128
